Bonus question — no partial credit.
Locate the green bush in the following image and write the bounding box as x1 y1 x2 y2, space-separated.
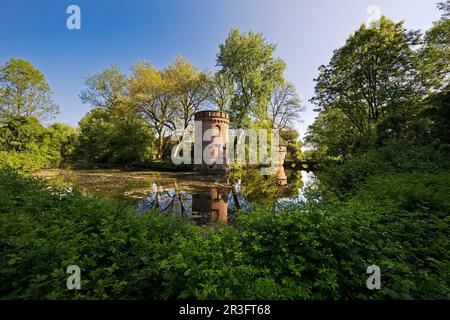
0 151 52 173
0 116 78 171
0 168 448 299
75 107 154 166
342 173 450 299
0 169 262 299
237 171 450 299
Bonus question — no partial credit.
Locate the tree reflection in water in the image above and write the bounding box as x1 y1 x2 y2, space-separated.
137 169 315 224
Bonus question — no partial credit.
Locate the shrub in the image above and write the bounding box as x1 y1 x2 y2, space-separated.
237 172 450 299
0 151 52 173
0 169 260 299
0 168 448 299
320 141 450 196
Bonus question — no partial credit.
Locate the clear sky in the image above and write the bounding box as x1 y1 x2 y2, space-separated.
0 0 442 139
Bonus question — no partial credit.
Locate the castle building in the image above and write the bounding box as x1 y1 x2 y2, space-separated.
194 110 230 173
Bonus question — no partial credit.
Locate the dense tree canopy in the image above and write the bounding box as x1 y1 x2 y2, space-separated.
0 115 78 171
211 72 233 112
279 129 302 161
128 57 211 159
43 123 78 164
164 55 212 134
0 116 45 153
76 107 154 165
79 65 128 109
306 14 449 159
0 59 58 121
419 2 450 91
129 61 172 160
0 59 76 171
216 28 287 127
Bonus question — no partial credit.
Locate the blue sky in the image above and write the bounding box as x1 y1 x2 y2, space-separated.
0 0 442 138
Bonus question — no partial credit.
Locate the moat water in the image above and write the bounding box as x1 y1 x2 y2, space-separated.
36 169 316 224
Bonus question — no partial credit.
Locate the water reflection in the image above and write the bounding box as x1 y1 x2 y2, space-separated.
298 170 317 201
137 183 193 216
137 169 316 224
275 170 317 209
191 186 230 224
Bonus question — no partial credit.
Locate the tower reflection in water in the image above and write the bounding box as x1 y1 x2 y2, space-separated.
138 183 238 224
192 186 230 224
137 174 294 224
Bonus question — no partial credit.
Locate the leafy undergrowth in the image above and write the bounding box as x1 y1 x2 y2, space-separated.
319 141 450 197
0 168 448 299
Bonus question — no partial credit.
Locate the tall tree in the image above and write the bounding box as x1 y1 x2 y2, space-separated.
79 65 156 163
0 59 58 121
43 123 79 165
408 1 450 148
419 1 450 92
268 82 303 132
79 65 128 109
308 17 422 157
211 72 233 112
129 61 175 160
76 107 153 165
164 55 212 138
216 28 286 127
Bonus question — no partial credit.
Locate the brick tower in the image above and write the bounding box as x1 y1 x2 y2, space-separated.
194 110 230 173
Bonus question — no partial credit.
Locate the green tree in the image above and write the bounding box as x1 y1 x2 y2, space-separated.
308 17 422 157
280 129 302 161
216 28 286 127
419 1 450 91
0 116 45 153
76 108 114 163
79 65 128 109
411 86 450 150
129 61 174 160
269 82 303 132
0 59 58 121
78 65 155 165
76 107 154 166
305 108 360 159
164 55 212 139
211 72 233 112
130 57 211 160
109 105 155 165
394 2 450 148
43 123 79 165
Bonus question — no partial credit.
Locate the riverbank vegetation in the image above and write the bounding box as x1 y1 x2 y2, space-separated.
1 165 448 299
